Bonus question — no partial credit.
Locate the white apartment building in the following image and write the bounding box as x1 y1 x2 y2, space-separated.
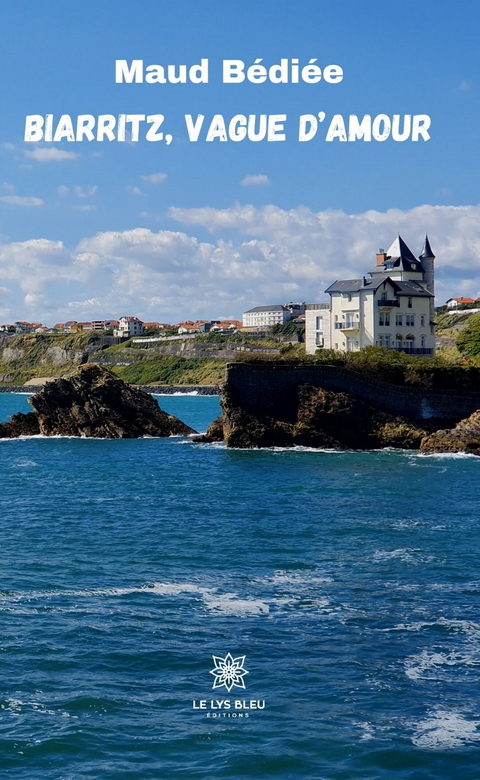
242 302 306 328
305 304 332 353
113 316 144 338
305 235 436 355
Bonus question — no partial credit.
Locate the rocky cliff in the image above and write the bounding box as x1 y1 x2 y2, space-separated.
194 363 480 455
0 365 195 439
420 411 480 455
194 384 426 450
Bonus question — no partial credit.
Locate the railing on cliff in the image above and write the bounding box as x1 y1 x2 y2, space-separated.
225 362 480 421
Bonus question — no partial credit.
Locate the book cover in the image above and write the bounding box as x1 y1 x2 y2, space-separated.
1 1 479 778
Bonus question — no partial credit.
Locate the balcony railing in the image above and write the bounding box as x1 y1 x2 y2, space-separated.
389 347 434 355
334 321 358 330
377 299 400 307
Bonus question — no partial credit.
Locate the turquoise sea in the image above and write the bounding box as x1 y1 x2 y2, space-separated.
1 392 480 779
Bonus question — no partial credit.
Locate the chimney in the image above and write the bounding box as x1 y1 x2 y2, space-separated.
376 248 386 266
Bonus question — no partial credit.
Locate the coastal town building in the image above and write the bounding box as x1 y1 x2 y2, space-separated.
305 304 332 353
242 302 306 328
91 319 119 331
210 320 242 331
445 297 478 308
113 316 144 338
177 320 214 334
305 235 436 356
143 322 171 331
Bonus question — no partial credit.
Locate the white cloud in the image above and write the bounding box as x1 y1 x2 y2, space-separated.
128 185 144 196
1 143 15 150
1 202 480 322
73 204 96 211
24 147 78 162
24 293 49 309
459 81 472 91
57 184 97 204
2 182 15 194
0 195 44 207
140 173 168 184
240 174 271 186
73 185 97 198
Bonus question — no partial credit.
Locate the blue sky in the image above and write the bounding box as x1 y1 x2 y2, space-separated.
0 0 479 324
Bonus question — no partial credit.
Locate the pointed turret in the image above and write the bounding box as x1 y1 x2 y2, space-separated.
419 235 435 260
419 235 435 317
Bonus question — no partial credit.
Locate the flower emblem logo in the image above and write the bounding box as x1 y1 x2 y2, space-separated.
209 653 249 692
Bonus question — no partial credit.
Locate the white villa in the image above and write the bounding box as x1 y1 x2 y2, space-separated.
113 316 144 338
305 235 436 356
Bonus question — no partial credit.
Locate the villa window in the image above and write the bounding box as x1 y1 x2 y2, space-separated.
421 315 425 327
379 312 390 327
408 297 413 308
405 314 415 326
396 314 403 326
421 335 426 348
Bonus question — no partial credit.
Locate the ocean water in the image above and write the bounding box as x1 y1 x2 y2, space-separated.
1 393 480 779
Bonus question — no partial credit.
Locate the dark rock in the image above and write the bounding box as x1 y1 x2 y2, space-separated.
420 410 480 455
221 383 426 450
0 364 197 439
0 412 40 438
192 416 224 443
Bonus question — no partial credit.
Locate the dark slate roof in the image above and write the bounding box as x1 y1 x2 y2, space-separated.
386 235 417 262
373 235 423 274
393 281 434 297
325 276 433 297
244 304 285 313
419 235 435 260
325 276 391 294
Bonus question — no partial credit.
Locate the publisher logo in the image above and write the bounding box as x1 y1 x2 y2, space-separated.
209 653 249 692
192 653 265 718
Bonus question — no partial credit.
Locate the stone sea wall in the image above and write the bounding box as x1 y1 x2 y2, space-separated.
226 363 480 422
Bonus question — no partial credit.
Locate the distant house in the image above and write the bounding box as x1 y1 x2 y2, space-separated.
53 323 65 332
210 319 242 331
14 321 35 333
91 320 118 331
114 316 144 337
63 321 78 333
143 321 171 331
242 303 306 328
0 324 16 334
177 320 217 334
446 297 475 308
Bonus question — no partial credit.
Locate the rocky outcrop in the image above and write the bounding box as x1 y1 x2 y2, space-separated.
192 416 224 443
0 365 195 439
420 411 480 455
217 384 426 449
0 412 40 438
